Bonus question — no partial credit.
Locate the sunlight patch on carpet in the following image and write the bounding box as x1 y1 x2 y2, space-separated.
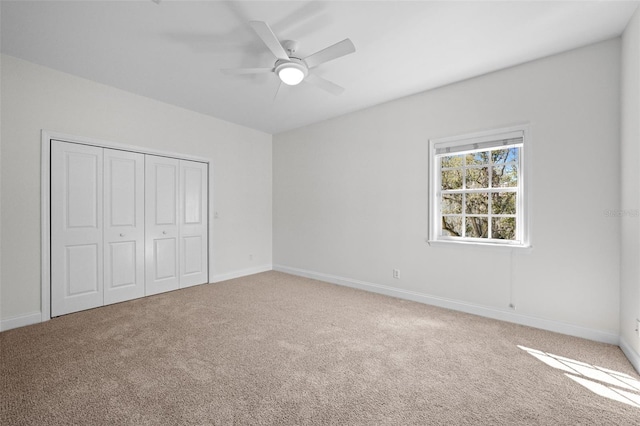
518 345 640 408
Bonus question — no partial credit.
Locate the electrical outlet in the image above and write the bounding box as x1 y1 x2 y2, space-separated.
393 269 400 279
249 254 253 261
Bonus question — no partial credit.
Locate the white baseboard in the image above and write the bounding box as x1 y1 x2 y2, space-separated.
619 337 640 375
0 266 629 368
273 264 620 345
0 312 42 332
212 264 273 283
0 266 273 332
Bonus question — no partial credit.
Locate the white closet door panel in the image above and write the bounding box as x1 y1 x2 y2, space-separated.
145 155 180 295
183 236 203 274
66 244 100 295
109 242 136 284
155 164 178 225
51 141 104 316
154 238 178 278
179 160 208 288
104 149 145 305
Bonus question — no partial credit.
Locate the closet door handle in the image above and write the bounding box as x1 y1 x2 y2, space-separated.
162 231 167 235
119 233 125 237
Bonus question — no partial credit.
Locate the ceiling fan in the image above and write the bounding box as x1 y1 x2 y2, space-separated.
221 21 356 95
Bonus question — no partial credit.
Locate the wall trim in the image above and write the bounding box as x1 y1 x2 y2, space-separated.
619 337 640 375
0 312 42 332
273 264 620 345
212 264 273 283
0 264 272 332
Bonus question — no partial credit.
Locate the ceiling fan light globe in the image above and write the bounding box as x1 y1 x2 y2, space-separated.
278 67 305 85
276 62 307 86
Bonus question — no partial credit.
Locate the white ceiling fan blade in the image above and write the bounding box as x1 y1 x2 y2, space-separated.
304 73 345 95
221 67 273 75
273 81 283 101
303 39 355 69
249 21 290 61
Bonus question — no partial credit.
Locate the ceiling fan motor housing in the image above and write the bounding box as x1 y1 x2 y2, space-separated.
282 40 300 56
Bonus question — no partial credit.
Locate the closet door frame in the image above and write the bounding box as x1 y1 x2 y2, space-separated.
41 130 214 321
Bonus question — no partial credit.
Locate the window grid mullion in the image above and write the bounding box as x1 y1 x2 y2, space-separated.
442 188 517 194
487 161 493 238
462 192 466 238
462 155 466 238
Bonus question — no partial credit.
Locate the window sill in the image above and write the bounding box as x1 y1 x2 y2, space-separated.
427 239 533 253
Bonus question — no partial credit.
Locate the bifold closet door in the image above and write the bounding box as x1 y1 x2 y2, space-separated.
103 149 145 305
179 160 208 287
145 155 180 295
51 141 104 317
51 143 209 314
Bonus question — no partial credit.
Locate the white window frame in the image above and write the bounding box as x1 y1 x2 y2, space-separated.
428 124 531 249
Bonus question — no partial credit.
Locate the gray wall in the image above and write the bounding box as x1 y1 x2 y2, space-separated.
0 55 273 327
274 40 622 342
620 7 640 370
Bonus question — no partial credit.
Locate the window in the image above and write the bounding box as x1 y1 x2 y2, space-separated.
428 125 530 248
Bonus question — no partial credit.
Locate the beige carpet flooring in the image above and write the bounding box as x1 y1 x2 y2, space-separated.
1 271 639 425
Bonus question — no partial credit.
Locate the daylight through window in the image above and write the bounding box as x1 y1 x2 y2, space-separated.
429 126 530 247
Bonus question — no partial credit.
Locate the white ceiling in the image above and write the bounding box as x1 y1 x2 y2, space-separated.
1 1 638 134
